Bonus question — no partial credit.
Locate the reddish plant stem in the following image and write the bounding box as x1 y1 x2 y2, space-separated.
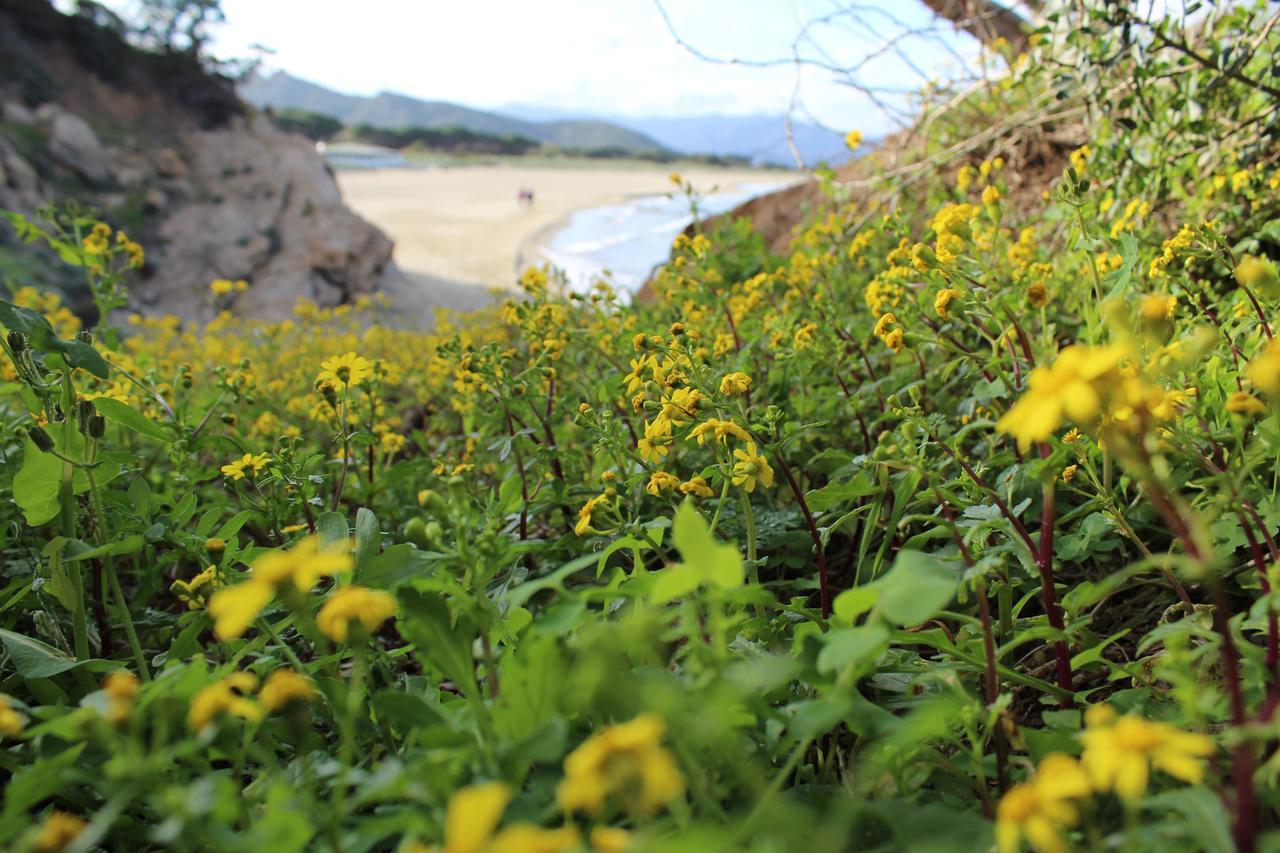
1211 585 1258 853
1237 512 1279 691
774 447 830 618
1036 450 1074 705
931 435 1037 556
935 486 1008 790
1142 469 1256 852
832 371 873 453
933 433 1072 701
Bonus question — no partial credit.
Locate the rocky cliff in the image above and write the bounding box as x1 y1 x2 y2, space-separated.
0 0 393 321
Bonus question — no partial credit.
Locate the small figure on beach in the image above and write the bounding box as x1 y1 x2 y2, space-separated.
517 187 535 206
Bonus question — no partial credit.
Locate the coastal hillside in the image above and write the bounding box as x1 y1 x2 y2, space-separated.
5 2 1280 851
242 71 668 155
0 0 393 321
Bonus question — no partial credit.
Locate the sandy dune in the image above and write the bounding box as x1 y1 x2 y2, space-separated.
336 161 792 292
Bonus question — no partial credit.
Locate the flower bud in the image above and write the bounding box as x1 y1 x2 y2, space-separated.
6 331 27 354
89 414 106 438
76 399 96 435
29 426 55 453
77 329 93 345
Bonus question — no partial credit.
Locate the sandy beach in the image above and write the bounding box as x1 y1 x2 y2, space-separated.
336 159 796 292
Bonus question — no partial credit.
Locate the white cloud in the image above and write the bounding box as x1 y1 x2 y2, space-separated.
98 0 983 134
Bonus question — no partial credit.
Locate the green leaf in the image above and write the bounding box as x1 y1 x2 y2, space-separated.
316 511 349 548
214 510 253 541
0 299 108 378
650 500 742 603
90 396 172 442
62 534 145 562
357 543 428 589
372 689 449 730
13 434 98 526
127 477 151 518
832 585 880 624
40 538 78 610
0 629 102 678
876 550 957 627
805 474 877 512
353 507 380 578
817 624 889 673
396 587 479 703
0 743 87 840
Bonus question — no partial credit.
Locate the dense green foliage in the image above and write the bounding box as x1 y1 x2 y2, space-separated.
2 3 1280 852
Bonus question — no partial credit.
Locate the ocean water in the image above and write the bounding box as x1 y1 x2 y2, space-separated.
538 181 792 294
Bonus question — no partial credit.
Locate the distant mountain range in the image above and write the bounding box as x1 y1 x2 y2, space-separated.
241 72 666 154
240 72 854 166
501 105 851 168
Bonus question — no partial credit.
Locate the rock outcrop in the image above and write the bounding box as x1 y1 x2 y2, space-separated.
0 0 394 322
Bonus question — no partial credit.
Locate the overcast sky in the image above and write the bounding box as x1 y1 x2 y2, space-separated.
100 0 983 133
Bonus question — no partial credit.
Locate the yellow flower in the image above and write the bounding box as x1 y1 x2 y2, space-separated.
689 418 750 446
590 827 632 852
1080 709 1213 800
0 694 25 736
102 671 139 723
317 352 373 391
719 372 751 396
317 585 397 641
443 781 510 853
260 668 316 711
646 470 680 497
207 537 351 639
172 566 218 610
1027 282 1049 308
845 129 863 150
187 672 263 732
882 328 904 353
557 714 685 817
1236 255 1280 297
637 418 672 464
489 825 581 853
205 537 226 552
982 184 1001 206
1139 294 1177 323
207 580 274 639
81 232 109 255
793 322 818 349
873 312 898 338
1226 391 1265 416
1062 465 1077 483
934 288 960 320
575 493 609 536
210 278 235 295
33 811 86 853
1247 339 1280 395
996 344 1129 451
731 442 774 493
679 476 714 498
995 754 1090 853
220 452 270 481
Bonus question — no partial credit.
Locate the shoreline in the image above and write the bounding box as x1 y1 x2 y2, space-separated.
337 161 798 303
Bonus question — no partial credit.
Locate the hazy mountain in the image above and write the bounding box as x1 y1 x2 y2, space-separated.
241 72 666 153
502 104 853 167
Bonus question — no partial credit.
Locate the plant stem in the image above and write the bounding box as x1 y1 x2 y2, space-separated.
58 366 89 662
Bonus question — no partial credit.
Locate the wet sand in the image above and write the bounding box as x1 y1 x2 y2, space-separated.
337 160 794 293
